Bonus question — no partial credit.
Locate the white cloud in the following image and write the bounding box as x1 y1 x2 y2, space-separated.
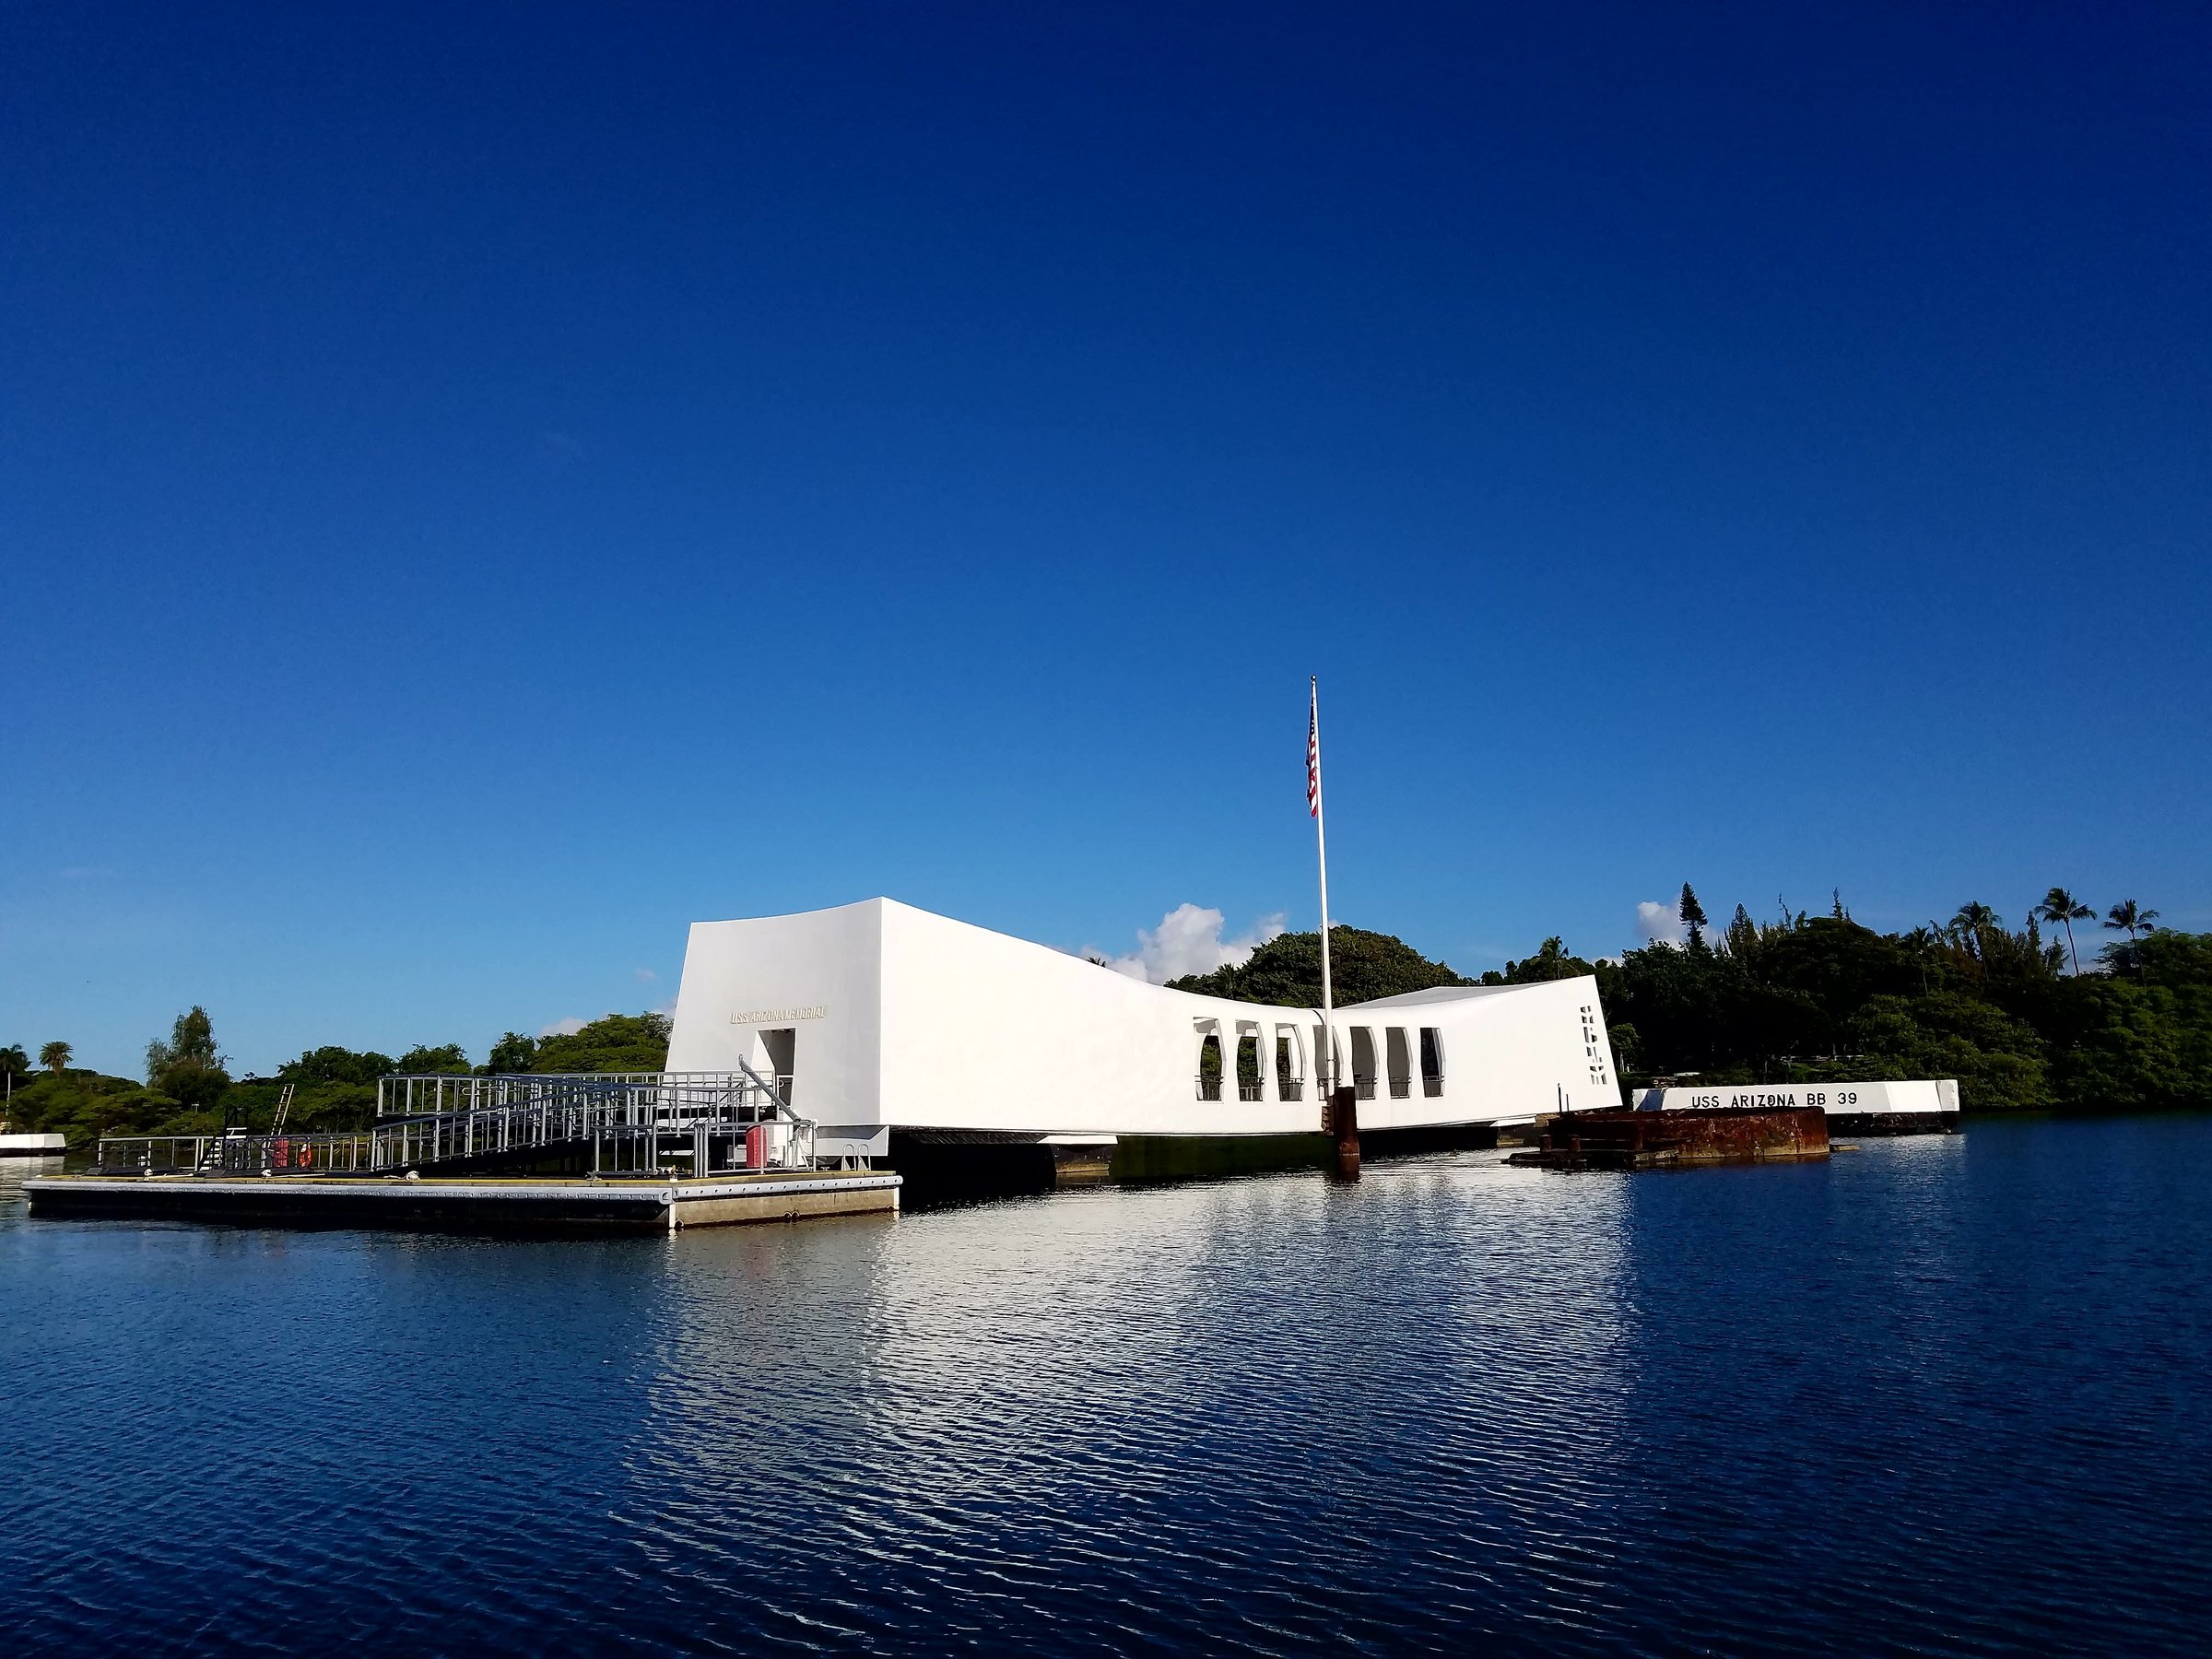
1636 900 1685 945
1101 903 1287 985
633 967 656 982
539 1016 593 1037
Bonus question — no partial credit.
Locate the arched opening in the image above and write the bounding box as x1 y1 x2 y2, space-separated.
1385 1028 1412 1099
1349 1027 1376 1100
1312 1026 1344 1095
1236 1031 1263 1100
1420 1028 1444 1096
1195 1032 1223 1101
1275 1025 1305 1100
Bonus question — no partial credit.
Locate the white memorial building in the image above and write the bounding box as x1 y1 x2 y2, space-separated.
666 899 1619 1154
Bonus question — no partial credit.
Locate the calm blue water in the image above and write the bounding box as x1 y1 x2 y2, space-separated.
4 1118 2209 1655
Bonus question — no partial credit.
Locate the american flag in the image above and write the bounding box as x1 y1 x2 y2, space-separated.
1307 680 1321 818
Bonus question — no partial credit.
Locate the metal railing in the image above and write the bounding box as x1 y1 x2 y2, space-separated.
95 1135 214 1174
373 1065 814 1175
94 1132 376 1176
374 1070 792 1120
1354 1077 1376 1100
1277 1077 1305 1100
1195 1075 1222 1102
98 1065 826 1179
1238 1080 1265 1101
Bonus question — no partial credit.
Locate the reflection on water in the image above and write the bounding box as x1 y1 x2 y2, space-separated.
5 1123 2210 1653
635 1162 1641 1650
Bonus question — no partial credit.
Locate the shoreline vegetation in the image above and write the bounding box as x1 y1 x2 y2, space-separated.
0 1014 672 1151
7 892 2206 1151
1171 887 2206 1117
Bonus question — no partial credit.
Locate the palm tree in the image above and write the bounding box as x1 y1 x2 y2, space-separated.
2103 900 2159 941
39 1040 72 1075
2035 888 2095 973
1947 901 1998 959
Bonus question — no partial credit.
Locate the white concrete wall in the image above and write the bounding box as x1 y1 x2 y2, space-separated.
667 898 1620 1137
664 900 886 1128
1350 977 1619 1126
877 899 1324 1136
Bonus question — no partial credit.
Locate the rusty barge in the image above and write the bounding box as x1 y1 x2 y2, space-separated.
1507 1104 1830 1171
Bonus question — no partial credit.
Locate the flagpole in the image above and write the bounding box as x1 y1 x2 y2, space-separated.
1311 677 1335 1098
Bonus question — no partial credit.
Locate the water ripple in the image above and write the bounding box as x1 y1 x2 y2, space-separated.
4 1122 2210 1653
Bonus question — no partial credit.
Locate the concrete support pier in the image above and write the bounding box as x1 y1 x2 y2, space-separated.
23 1169 900 1232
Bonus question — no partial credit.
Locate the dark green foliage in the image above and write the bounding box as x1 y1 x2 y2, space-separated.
395 1043 471 1075
2 1069 190 1147
2104 900 2159 940
1481 937 1596 985
1678 883 1708 947
485 1031 538 1074
1594 896 2212 1113
280 1045 397 1087
1167 926 1471 1006
2035 888 2097 973
225 1077 381 1135
145 1006 229 1112
0 1044 30 1093
533 1013 671 1074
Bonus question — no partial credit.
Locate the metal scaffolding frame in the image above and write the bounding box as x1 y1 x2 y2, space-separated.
97 1065 822 1179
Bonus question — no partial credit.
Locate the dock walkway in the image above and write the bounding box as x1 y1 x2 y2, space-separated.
23 1168 900 1231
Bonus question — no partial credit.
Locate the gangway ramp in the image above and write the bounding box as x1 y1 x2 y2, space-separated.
97 1065 841 1180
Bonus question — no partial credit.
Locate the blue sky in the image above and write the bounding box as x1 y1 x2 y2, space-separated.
6 3 2208 1077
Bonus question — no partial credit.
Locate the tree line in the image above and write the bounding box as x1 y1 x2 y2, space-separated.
1171 888 2206 1113
0 1013 671 1148
9 888 2205 1147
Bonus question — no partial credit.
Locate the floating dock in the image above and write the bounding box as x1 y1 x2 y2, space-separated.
1508 1105 1830 1171
21 1168 900 1232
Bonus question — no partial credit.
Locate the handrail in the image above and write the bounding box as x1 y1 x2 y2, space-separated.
102 1069 841 1179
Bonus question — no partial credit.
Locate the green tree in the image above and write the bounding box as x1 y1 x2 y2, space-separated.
40 1041 72 1075
2104 900 2159 941
279 1045 397 1087
534 1013 671 1074
0 1044 29 1093
1498 937 1594 983
2035 888 2096 974
1847 992 2053 1112
145 1006 230 1111
1679 883 1709 948
1606 1020 1642 1080
1167 925 1472 1006
1946 901 1999 960
485 1031 539 1074
395 1043 471 1075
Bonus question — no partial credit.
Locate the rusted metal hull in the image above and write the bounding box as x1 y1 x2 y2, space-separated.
1324 1087 1360 1180
1507 1106 1829 1171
